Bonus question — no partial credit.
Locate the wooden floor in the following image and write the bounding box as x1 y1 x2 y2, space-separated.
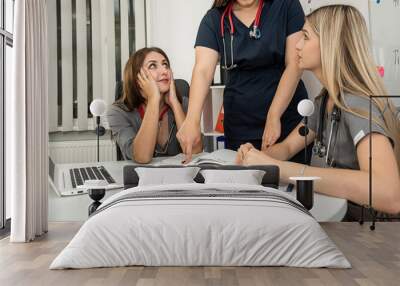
1 222 400 286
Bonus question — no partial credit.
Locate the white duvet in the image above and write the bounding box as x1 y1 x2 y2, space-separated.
50 183 351 269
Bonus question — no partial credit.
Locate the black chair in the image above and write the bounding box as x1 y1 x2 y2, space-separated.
114 79 190 160
114 79 190 101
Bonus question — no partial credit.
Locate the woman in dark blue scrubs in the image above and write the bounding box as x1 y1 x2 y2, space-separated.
177 0 309 163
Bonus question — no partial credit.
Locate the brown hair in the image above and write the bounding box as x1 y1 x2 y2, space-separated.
115 47 181 111
212 0 231 8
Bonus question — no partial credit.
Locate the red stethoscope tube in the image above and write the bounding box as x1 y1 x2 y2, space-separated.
138 105 169 121
220 0 264 70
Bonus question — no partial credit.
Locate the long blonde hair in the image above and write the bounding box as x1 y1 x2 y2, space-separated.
307 5 400 167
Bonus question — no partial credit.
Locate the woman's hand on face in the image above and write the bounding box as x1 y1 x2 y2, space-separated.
237 144 276 166
262 116 281 151
137 68 160 104
165 72 180 108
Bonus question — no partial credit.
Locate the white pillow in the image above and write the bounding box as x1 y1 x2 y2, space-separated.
135 167 200 186
200 169 266 185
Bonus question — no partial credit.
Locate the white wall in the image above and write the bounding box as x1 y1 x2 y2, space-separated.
147 0 214 83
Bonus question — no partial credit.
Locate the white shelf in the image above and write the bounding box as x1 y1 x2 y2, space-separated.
203 132 224 137
210 85 225 90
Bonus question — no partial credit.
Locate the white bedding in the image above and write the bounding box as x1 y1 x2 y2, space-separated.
50 183 350 269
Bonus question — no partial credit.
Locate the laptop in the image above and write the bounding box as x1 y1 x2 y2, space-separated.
48 156 123 196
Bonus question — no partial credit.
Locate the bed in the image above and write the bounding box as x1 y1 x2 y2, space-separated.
50 165 350 269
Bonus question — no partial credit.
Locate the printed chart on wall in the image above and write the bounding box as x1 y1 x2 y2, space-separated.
370 0 400 103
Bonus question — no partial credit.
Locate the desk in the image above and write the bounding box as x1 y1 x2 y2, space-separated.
49 160 347 222
48 159 164 221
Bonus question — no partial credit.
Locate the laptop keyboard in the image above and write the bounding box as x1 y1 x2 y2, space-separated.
98 166 116 184
69 166 116 189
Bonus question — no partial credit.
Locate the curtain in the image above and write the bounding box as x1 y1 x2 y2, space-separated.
8 0 48 242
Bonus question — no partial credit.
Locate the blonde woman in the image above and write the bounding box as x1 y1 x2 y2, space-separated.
237 5 400 215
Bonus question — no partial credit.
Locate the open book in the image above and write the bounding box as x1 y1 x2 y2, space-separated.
155 149 238 166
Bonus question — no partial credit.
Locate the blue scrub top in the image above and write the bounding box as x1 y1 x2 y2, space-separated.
195 0 308 141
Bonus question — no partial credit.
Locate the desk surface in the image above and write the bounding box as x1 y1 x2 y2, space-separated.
49 160 347 222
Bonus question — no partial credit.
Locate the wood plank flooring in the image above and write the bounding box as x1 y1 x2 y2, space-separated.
1 222 400 286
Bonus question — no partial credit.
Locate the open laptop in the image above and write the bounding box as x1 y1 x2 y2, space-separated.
48 156 123 196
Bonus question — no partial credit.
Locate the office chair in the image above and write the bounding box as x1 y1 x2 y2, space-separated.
113 79 190 161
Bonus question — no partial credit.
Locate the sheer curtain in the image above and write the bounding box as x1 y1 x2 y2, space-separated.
8 0 48 242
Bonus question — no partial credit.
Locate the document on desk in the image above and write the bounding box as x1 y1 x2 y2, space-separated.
155 149 237 166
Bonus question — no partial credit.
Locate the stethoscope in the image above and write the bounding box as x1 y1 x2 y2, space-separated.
138 104 174 156
220 0 264 70
154 122 175 156
312 94 341 167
